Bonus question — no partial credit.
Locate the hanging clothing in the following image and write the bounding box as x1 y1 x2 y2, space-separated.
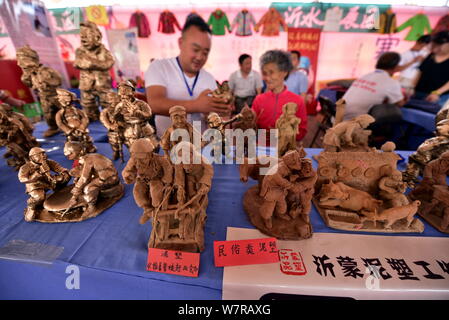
255 7 287 37
129 11 151 38
158 10 181 34
396 13 432 41
231 9 256 37
207 9 231 36
433 14 449 34
379 10 397 34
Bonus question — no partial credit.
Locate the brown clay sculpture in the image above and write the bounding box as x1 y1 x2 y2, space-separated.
100 91 125 161
275 102 301 157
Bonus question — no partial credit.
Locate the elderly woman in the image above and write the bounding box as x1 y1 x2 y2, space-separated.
251 50 308 143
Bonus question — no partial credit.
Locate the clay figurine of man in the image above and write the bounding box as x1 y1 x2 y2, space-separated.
233 105 257 131
378 169 409 207
276 102 301 157
74 21 115 121
100 91 124 161
18 147 70 221
404 119 449 187
122 138 173 225
259 150 303 229
16 45 62 137
64 141 121 218
55 88 96 153
113 80 158 149
323 114 375 152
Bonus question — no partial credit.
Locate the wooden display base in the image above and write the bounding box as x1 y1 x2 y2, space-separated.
243 186 313 240
29 183 125 223
418 211 449 234
313 198 425 233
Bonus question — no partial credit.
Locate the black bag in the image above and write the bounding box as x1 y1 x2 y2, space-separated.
368 103 403 124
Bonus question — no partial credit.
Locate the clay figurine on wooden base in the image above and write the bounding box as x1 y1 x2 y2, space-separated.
314 140 424 233
240 148 316 240
409 151 449 233
16 45 62 137
403 119 449 188
0 104 39 170
276 102 301 157
74 21 115 121
55 89 96 154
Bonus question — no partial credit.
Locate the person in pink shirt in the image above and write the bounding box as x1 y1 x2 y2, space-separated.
252 50 308 144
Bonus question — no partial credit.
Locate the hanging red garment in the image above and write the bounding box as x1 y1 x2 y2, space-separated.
129 10 151 38
158 10 181 34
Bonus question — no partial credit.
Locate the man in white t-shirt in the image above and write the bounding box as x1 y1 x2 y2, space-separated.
397 35 431 97
340 52 405 122
228 53 263 114
145 15 231 137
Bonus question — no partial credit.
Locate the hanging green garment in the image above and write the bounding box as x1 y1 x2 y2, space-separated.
207 10 231 36
396 13 432 41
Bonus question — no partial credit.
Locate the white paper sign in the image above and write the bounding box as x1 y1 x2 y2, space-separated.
222 227 449 300
106 28 141 81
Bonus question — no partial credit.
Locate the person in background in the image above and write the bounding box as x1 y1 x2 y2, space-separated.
397 35 431 98
145 15 231 137
338 52 405 122
284 50 308 98
412 31 449 107
228 54 263 114
251 50 308 143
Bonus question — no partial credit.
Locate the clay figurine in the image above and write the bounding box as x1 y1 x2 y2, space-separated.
0 105 39 170
233 105 257 132
241 148 316 240
409 151 449 233
18 147 70 221
275 102 301 157
16 45 62 137
207 112 242 157
74 21 115 121
322 114 375 152
212 81 234 105
122 138 173 225
113 80 158 150
55 88 96 154
100 91 125 161
403 119 449 187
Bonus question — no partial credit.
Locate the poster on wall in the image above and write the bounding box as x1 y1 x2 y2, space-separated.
287 28 321 92
106 28 141 81
0 0 69 87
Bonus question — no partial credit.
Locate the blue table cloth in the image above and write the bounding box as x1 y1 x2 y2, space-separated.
0 122 448 300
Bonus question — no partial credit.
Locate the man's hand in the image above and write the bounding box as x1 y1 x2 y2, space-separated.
426 93 440 103
195 89 232 114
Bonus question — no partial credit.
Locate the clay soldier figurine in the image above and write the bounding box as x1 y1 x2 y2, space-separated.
100 91 124 161
171 141 213 246
323 114 375 152
113 80 158 149
0 107 39 170
207 112 242 156
233 105 257 131
64 141 123 218
16 45 62 137
403 119 449 187
160 105 200 158
122 138 173 225
55 89 96 154
378 169 409 207
275 102 301 157
74 21 115 121
18 147 70 221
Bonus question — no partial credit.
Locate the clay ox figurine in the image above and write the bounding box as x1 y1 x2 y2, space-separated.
74 21 115 121
276 102 301 157
100 91 124 161
113 80 158 149
0 105 39 170
403 119 449 187
16 45 62 137
409 151 449 233
55 89 96 154
18 147 70 221
241 148 316 240
323 114 375 152
123 139 213 252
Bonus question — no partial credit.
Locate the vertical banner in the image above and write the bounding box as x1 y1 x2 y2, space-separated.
0 0 69 87
106 28 141 81
287 28 321 114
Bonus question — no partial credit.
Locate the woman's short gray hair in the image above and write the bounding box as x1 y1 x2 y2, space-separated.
259 50 293 74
